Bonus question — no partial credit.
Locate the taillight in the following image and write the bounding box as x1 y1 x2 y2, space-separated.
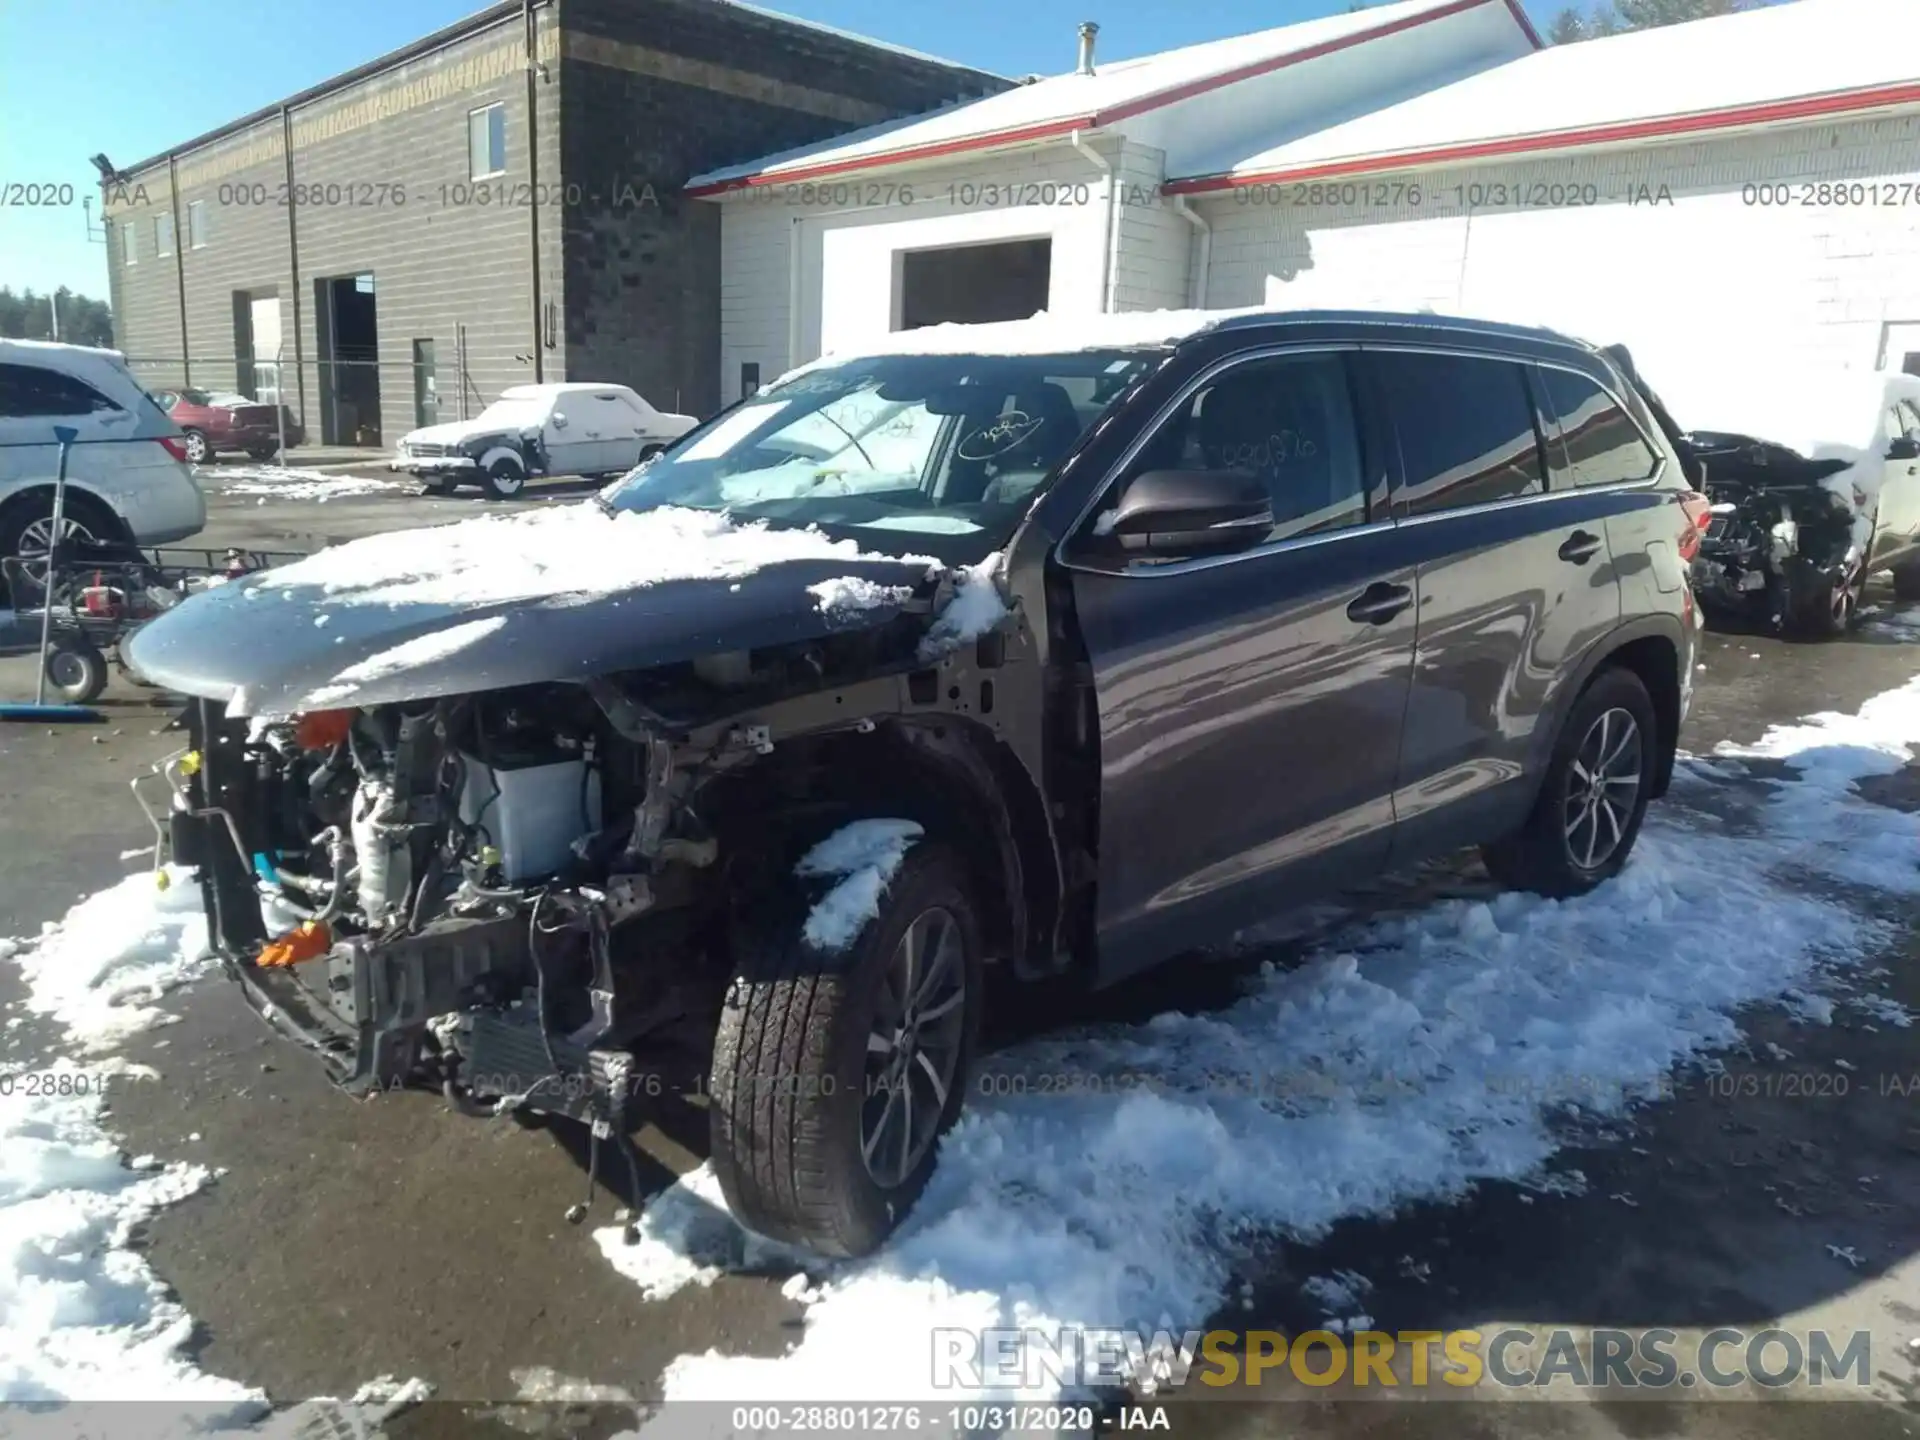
158 435 189 462
1676 490 1712 562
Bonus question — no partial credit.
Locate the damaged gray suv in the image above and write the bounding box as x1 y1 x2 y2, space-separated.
128 309 1704 1257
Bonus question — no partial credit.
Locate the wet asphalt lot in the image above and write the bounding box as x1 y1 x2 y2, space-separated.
0 469 1917 1439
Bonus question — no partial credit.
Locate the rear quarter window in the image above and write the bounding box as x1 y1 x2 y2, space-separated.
1539 367 1661 487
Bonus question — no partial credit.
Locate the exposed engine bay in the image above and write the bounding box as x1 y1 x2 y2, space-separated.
1684 431 1864 629
135 596 1048 1200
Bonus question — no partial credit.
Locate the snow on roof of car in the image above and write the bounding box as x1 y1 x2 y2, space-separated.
767 306 1259 386
1648 362 1920 459
498 382 638 399
1169 0 1920 191
687 0 1535 194
0 337 129 366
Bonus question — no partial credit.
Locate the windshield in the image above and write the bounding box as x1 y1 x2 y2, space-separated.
603 349 1166 557
475 397 550 429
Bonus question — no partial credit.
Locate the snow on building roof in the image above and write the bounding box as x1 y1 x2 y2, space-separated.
687 0 1538 195
1169 0 1920 192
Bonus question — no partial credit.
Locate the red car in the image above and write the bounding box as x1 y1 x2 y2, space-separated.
150 387 305 464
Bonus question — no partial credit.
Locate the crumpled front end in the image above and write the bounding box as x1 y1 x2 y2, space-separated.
1685 436 1861 627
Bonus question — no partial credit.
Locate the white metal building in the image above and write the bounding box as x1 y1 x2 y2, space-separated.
693 0 1920 401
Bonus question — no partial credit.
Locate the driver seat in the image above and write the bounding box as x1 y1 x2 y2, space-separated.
979 382 1083 506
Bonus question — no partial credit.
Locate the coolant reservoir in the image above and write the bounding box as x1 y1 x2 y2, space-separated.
458 756 602 882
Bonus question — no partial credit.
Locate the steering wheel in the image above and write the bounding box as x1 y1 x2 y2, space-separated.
957 410 1045 462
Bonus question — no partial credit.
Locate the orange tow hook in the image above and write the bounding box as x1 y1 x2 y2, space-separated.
257 920 332 968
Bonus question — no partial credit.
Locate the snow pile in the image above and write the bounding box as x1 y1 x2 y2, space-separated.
609 671 1920 1405
257 503 935 610
2 872 432 1428
200 466 400 504
808 576 916 619
795 820 924 953
0 1062 250 1408
917 556 1010 662
592 1163 807 1300
10 870 213 1053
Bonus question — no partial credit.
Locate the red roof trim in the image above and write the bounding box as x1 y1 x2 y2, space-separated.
1092 0 1524 126
684 115 1093 196
687 0 1528 199
1165 78 1920 194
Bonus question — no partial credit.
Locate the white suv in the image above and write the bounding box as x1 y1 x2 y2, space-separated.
0 340 207 580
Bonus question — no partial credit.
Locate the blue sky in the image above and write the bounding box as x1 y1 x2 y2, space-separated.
0 0 1566 299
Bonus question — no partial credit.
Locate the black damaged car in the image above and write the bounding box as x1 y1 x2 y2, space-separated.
127 309 1703 1256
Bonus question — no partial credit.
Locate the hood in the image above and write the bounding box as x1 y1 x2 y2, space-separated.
125 504 944 718
399 417 529 448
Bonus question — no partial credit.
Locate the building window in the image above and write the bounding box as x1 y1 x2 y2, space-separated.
155 211 174 257
120 220 137 266
188 200 208 249
468 102 506 179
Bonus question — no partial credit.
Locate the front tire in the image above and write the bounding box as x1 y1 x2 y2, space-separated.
709 843 982 1258
418 473 460 496
1482 667 1659 898
1793 554 1864 638
481 457 527 500
44 639 109 705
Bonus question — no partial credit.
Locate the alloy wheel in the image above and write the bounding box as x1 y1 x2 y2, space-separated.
860 905 968 1189
1831 556 1863 629
16 514 99 584
1563 706 1642 871
183 431 209 464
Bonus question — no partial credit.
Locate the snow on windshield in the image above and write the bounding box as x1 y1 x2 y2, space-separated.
257 503 938 609
473 397 550 429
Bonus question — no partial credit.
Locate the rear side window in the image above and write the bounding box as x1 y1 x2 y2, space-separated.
1374 352 1544 515
1900 401 1920 438
1540 367 1660 487
0 363 125 419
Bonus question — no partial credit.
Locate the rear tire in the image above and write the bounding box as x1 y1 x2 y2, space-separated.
1893 562 1920 603
1481 666 1659 898
709 842 982 1258
0 491 119 594
181 429 211 465
481 457 527 500
245 444 279 463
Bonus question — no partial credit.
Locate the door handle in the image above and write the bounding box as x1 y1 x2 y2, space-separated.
1346 581 1413 625
1558 529 1604 564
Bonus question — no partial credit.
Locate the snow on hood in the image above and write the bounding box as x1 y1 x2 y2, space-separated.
255 503 939 610
397 414 536 447
1651 364 1920 459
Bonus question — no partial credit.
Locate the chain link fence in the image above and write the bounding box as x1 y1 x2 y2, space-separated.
118 335 505 455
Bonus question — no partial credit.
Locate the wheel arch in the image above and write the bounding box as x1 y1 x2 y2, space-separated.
702 716 1062 982
0 482 132 545
1544 618 1684 802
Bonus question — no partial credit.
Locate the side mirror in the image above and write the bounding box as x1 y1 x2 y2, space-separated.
551 412 568 428
1887 434 1919 461
1104 468 1272 554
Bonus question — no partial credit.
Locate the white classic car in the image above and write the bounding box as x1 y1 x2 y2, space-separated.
391 382 698 498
